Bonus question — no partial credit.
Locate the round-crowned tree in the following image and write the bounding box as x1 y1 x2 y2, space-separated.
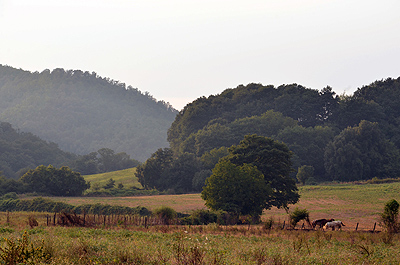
225 134 299 210
202 135 300 218
201 159 269 217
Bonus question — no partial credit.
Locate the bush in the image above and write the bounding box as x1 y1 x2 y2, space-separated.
289 208 310 228
153 206 177 225
380 199 399 233
188 209 218 225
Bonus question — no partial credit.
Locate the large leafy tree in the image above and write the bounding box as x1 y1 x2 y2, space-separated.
324 120 400 181
225 135 299 210
201 160 270 217
135 148 174 190
21 165 90 196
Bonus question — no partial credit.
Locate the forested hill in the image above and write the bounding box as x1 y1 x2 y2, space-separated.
158 77 400 189
0 65 177 161
0 121 76 178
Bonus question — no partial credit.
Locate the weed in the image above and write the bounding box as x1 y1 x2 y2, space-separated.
380 232 394 245
351 242 374 257
0 231 52 264
263 216 274 231
252 247 268 265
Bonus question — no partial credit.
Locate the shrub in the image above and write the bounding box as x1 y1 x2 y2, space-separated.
189 209 218 225
0 231 52 264
154 206 177 225
380 199 399 233
289 208 310 228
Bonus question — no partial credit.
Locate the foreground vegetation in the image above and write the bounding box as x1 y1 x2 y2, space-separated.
0 181 397 264
0 218 400 264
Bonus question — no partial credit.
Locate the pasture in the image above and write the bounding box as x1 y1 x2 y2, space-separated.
1 181 400 264
45 181 400 231
83 168 142 189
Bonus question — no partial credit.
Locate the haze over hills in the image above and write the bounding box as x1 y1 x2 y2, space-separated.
0 65 178 162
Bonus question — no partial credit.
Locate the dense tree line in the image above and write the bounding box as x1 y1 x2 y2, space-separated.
138 77 400 193
0 165 89 196
69 148 140 175
0 65 177 162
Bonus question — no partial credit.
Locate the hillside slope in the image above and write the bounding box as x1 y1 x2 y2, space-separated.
0 121 76 178
0 65 177 161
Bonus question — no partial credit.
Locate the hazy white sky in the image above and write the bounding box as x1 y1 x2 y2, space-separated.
1 0 399 110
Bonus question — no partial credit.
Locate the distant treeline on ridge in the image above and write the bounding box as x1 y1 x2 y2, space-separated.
137 77 400 193
0 65 177 163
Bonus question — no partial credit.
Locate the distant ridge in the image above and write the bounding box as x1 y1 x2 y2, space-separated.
0 65 178 161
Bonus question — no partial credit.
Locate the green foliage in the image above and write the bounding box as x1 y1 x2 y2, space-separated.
324 120 400 181
226 135 299 210
191 169 212 191
0 196 151 216
153 206 177 225
201 159 270 217
0 66 177 162
70 148 140 175
200 147 229 170
168 83 338 155
20 165 90 196
289 208 310 228
136 149 202 193
0 177 24 196
296 165 314 185
276 125 335 179
380 199 400 233
0 122 76 178
185 209 218 225
0 231 52 264
103 178 115 189
83 167 142 190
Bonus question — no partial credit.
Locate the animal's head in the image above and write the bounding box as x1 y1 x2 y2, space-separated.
328 218 335 222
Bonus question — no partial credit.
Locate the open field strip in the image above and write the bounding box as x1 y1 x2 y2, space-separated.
38 182 400 231
2 182 400 264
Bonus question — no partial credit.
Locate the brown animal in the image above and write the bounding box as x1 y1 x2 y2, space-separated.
312 218 334 229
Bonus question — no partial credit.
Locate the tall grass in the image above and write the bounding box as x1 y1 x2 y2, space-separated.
0 222 400 264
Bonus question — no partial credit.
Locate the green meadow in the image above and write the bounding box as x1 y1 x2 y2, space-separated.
83 168 142 189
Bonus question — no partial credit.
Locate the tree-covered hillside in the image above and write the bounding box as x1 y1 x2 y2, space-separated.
137 78 400 193
0 122 76 178
0 65 177 162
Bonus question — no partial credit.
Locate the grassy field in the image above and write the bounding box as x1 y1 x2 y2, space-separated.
83 168 142 189
2 182 400 264
0 214 400 264
43 181 400 231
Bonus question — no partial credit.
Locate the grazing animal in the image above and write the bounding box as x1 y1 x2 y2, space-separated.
312 218 334 229
323 220 345 231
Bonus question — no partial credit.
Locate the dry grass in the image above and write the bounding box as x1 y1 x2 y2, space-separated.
22 181 400 231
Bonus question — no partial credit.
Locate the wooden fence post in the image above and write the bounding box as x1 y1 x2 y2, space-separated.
355 223 359 231
372 222 376 232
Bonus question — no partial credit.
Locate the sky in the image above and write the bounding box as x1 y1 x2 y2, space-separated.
1 0 399 110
